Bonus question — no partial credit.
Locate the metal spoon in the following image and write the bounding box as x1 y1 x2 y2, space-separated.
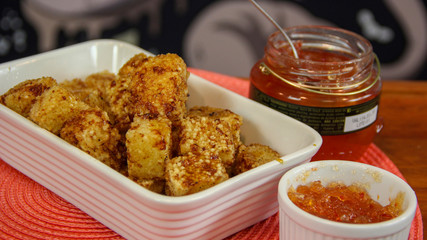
249 0 299 59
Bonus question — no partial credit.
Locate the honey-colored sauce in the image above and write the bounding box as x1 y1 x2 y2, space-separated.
288 181 403 223
287 47 352 62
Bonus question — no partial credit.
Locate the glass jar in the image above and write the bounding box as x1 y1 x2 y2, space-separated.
249 26 382 161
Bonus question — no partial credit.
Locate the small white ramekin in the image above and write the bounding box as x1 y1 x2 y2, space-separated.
278 160 417 240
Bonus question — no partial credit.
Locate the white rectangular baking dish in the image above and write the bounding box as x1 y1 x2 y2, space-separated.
0 39 322 240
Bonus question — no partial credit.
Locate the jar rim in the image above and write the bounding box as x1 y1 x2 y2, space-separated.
262 26 380 95
267 25 373 64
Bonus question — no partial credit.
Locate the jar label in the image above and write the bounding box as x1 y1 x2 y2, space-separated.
250 86 379 135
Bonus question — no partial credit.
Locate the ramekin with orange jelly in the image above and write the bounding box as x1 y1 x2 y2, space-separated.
278 160 417 240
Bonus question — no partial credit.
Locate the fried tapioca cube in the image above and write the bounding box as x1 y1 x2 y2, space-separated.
106 53 148 131
60 71 116 98
188 106 243 149
60 78 106 113
107 53 189 132
59 78 87 99
126 114 172 180
117 52 149 77
178 116 236 173
165 154 228 196
60 108 123 171
232 143 281 175
131 177 165 194
0 77 57 117
29 85 90 134
60 71 117 120
84 71 117 96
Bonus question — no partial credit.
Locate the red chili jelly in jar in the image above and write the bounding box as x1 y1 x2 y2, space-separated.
249 26 382 161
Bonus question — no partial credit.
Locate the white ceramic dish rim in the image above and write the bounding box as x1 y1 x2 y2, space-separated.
278 160 418 238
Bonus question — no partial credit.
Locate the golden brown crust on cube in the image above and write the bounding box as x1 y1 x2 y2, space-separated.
178 116 236 173
188 106 243 149
179 106 243 174
233 143 281 175
59 78 86 99
84 71 117 96
126 114 172 180
131 177 165 194
117 53 149 77
60 108 123 171
29 85 90 134
0 77 57 117
60 71 116 120
165 154 228 196
107 53 189 133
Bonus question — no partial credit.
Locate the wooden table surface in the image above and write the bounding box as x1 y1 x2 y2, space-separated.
374 80 427 237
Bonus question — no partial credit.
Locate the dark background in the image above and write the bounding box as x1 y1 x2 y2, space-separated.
1 0 426 80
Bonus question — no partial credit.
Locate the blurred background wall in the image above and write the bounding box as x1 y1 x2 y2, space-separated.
1 0 426 80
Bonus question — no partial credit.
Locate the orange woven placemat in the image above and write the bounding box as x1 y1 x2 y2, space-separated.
0 69 422 240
